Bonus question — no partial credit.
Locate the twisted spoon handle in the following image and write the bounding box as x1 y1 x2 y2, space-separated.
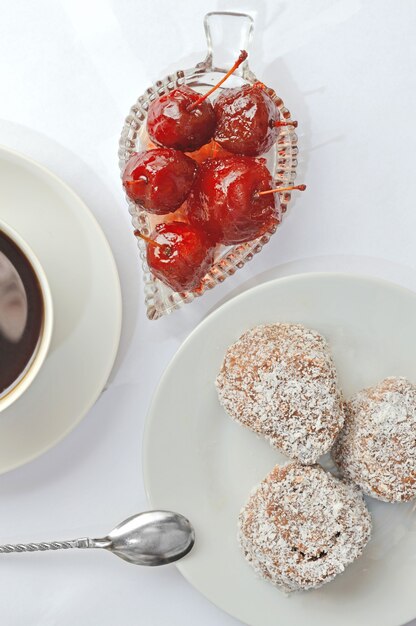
0 538 90 553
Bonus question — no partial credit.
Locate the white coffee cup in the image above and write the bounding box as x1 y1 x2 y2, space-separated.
0 220 53 412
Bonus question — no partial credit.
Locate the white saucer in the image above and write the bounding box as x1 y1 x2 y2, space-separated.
0 145 121 473
144 273 416 626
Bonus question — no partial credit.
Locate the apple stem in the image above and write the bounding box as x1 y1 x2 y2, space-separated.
134 230 156 246
134 230 173 257
124 176 149 187
187 50 248 112
275 120 298 128
257 184 307 197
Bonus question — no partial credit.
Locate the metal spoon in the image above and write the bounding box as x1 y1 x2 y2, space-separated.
0 511 195 566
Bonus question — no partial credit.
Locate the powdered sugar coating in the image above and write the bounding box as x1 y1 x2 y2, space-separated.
238 463 371 592
332 377 416 502
215 323 345 464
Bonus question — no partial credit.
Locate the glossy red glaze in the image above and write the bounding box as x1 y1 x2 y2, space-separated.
214 84 280 156
147 86 216 152
122 149 197 215
145 222 215 293
186 156 280 245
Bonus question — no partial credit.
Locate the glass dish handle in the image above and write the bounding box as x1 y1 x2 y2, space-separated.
203 11 254 77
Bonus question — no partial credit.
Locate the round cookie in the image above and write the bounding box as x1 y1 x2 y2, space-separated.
238 463 371 592
216 323 345 464
332 376 416 502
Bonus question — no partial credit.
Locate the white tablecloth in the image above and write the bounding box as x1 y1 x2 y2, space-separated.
1 1 416 624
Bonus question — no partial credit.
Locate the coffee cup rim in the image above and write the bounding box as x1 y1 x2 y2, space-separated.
0 219 53 412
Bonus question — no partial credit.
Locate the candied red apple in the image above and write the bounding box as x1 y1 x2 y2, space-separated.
214 83 296 156
136 222 215 293
147 86 216 152
122 149 197 215
186 156 280 245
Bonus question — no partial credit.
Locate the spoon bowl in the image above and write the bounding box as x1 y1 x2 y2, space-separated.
103 511 195 566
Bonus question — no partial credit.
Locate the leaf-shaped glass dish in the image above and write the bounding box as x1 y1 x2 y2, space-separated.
119 11 298 320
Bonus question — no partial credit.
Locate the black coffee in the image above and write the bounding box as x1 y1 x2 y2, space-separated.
0 230 44 397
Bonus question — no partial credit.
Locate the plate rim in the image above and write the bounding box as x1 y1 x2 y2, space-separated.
143 271 416 626
0 144 122 472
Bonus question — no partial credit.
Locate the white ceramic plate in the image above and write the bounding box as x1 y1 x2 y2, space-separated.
144 273 416 626
0 145 121 473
